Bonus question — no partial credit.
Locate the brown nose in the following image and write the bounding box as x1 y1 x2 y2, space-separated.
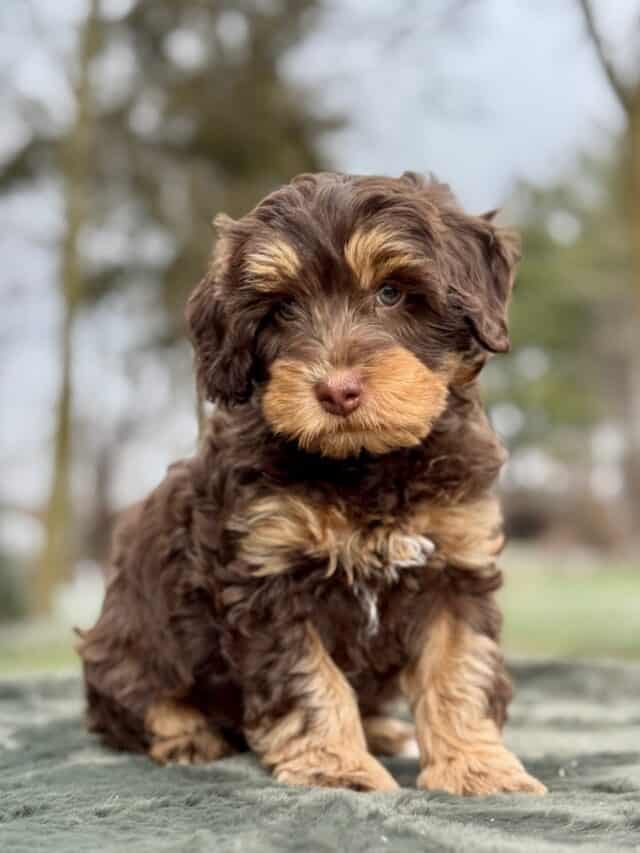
315 371 363 417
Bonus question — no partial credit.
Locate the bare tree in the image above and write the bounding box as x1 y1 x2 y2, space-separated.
36 0 100 614
577 0 640 535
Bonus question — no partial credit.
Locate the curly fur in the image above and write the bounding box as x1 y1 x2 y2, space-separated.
78 171 545 796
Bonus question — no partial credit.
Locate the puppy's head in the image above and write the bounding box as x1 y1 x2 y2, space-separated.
187 172 519 458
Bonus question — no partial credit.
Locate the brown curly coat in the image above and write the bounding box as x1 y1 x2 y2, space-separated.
78 172 546 795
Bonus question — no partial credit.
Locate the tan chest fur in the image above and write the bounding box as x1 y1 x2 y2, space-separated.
229 491 504 583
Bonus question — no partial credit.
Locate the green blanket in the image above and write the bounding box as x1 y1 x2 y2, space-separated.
1 661 639 852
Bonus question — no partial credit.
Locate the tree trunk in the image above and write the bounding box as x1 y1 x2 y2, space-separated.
35 0 100 615
626 87 640 540
575 0 640 542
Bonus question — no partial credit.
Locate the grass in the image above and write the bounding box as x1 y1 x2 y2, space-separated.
500 561 640 659
0 639 80 675
0 623 80 675
0 551 638 673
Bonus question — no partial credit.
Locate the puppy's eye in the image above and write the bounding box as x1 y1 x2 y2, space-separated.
376 284 403 307
275 298 297 320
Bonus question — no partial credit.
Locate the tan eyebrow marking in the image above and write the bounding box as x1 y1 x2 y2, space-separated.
344 226 424 290
245 238 301 291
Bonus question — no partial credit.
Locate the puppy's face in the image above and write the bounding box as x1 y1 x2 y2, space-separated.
187 172 519 458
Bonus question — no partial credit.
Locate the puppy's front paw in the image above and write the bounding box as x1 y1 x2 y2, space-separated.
388 533 435 570
275 748 399 792
418 748 546 796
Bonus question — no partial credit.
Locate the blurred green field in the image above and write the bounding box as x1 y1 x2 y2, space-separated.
500 562 640 659
0 617 83 674
0 556 638 674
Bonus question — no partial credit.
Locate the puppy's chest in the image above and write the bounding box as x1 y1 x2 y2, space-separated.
229 488 503 589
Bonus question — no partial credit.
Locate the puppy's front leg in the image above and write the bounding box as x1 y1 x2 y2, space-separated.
401 602 546 796
243 621 398 792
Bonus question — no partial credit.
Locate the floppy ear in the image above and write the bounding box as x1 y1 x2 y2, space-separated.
185 216 258 405
448 214 521 354
406 174 519 353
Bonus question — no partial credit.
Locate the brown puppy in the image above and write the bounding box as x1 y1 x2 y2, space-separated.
78 172 546 796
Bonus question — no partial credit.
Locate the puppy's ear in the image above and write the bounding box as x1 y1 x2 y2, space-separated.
448 214 521 354
186 216 256 405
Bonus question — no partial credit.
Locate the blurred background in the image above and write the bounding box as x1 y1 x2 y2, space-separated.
1 0 638 673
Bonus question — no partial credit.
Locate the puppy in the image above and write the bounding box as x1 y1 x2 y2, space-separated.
78 171 546 795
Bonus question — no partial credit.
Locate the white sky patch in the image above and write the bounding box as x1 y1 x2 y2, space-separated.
54 561 104 627
134 225 177 267
128 90 165 137
12 50 73 129
515 347 551 382
0 179 64 240
164 27 209 71
547 209 582 246
217 11 249 53
287 0 629 210
109 411 199 510
91 38 138 110
490 402 525 440
591 422 625 463
590 464 624 500
0 117 32 170
78 220 176 271
78 223 130 270
506 447 570 493
0 512 44 558
100 0 137 21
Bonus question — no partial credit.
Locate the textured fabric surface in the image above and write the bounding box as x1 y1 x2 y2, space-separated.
1 661 639 853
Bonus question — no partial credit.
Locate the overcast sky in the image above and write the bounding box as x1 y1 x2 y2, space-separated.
292 0 630 210
0 0 636 553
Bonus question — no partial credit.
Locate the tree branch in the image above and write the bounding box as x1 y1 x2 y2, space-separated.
577 0 632 115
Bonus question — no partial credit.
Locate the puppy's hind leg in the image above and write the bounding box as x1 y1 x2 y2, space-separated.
146 699 235 766
363 715 419 758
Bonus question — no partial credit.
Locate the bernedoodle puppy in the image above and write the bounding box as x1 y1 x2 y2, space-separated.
78 171 546 796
